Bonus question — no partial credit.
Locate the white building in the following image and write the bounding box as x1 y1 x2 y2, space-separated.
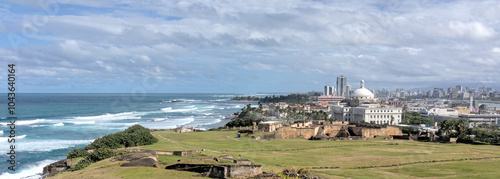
332 80 403 125
422 108 459 118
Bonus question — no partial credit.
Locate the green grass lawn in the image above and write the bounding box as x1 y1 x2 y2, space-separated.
53 130 500 179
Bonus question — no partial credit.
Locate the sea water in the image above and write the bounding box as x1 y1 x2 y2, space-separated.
0 93 262 178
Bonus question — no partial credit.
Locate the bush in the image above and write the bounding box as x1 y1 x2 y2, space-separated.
400 126 416 135
69 148 116 171
87 148 116 162
67 148 89 159
85 125 158 150
68 125 157 171
403 112 434 126
68 157 93 171
225 118 263 127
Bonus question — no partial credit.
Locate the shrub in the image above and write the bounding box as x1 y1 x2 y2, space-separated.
67 148 89 159
85 125 158 150
68 125 158 171
225 118 263 127
87 148 116 162
68 158 93 171
69 148 116 171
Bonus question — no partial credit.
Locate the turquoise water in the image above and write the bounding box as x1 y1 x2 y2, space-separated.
0 93 261 178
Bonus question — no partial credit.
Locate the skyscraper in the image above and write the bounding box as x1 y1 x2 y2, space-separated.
324 85 333 96
336 75 347 97
345 85 351 98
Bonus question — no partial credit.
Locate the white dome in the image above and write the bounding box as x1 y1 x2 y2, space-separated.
351 88 374 98
351 80 374 99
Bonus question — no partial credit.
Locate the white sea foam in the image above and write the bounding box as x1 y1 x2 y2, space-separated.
161 107 198 113
0 130 3 135
203 105 216 108
68 121 96 125
0 119 45 126
30 125 47 128
72 112 141 120
142 116 195 129
214 99 229 101
201 118 222 126
177 117 195 125
53 122 64 126
0 159 56 179
125 122 139 126
153 118 167 121
13 139 93 152
183 99 197 102
0 135 27 143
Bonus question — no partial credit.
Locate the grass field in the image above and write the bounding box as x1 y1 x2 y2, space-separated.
53 130 500 178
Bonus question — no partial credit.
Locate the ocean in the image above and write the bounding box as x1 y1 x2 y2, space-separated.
0 93 263 178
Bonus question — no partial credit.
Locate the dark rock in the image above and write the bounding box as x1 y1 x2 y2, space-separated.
42 159 71 178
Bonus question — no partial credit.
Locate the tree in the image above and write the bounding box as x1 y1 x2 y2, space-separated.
479 104 487 110
479 104 488 114
438 119 466 137
402 112 434 126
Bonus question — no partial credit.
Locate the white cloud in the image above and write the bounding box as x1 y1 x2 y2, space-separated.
492 47 500 53
400 47 422 55
447 21 496 40
48 15 125 35
139 55 152 62
25 69 57 76
95 61 113 72
3 0 500 92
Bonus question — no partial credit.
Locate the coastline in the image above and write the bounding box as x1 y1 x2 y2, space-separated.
31 118 234 178
229 100 260 102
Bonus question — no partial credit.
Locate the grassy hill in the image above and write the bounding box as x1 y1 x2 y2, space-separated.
52 130 500 178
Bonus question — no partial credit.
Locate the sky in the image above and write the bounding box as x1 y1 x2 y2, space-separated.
1 0 500 93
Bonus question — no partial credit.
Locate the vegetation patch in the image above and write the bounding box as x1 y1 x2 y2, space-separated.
85 125 159 150
65 125 158 171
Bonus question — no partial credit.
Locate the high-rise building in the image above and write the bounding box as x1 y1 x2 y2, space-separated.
324 85 333 96
336 75 347 97
346 85 351 98
456 85 463 92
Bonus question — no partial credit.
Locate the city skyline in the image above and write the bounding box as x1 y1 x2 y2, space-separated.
1 1 500 93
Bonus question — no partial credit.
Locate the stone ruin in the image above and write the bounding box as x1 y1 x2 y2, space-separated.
165 164 263 178
256 121 403 140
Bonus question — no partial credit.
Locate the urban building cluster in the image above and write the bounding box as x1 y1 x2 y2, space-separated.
276 75 500 128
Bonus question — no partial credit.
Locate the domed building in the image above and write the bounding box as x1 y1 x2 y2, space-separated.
349 80 378 107
332 80 402 125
